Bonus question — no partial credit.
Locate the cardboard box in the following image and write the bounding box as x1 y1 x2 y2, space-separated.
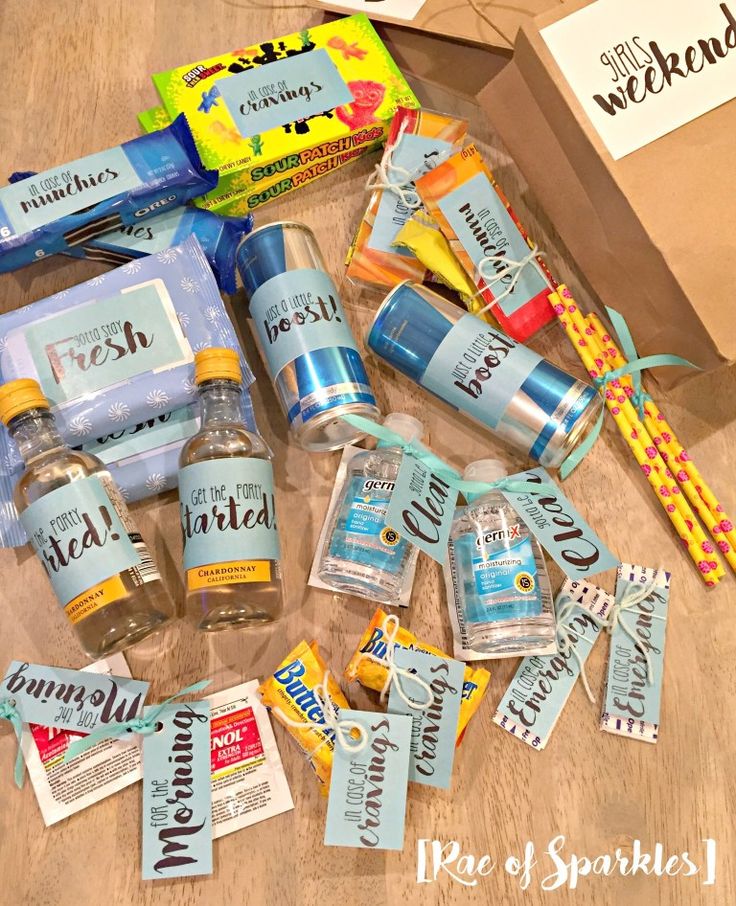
479 0 736 384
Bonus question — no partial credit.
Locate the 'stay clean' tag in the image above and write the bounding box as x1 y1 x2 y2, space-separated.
500 467 620 579
388 649 464 789
493 580 613 749
1 661 149 734
142 702 212 880
324 710 412 851
385 452 458 563
601 564 671 744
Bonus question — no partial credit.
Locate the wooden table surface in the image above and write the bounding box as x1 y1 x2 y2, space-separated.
1 3 734 905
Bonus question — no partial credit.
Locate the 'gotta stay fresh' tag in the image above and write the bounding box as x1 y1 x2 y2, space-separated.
324 710 412 851
385 452 458 563
500 467 619 579
1 661 149 734
142 701 212 880
388 649 464 789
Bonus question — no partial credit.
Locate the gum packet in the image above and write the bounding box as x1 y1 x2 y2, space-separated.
208 680 294 839
63 206 254 294
258 641 350 793
415 144 556 342
346 106 467 289
0 235 253 546
20 653 142 826
344 608 489 745
0 115 217 275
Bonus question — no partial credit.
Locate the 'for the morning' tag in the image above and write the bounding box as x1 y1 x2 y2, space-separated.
324 710 412 850
500 467 619 578
142 701 212 880
385 453 458 563
494 579 613 749
1 661 149 734
388 649 464 789
600 563 671 744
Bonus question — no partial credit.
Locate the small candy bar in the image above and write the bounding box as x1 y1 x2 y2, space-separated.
64 207 254 294
344 608 489 745
259 640 351 792
415 144 556 342
0 115 217 274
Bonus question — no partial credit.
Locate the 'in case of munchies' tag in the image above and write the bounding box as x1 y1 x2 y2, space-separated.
384 453 458 563
387 649 464 789
1 660 149 733
141 701 212 880
324 710 412 851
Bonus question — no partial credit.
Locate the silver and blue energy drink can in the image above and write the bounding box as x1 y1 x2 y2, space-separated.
367 282 601 468
237 221 380 452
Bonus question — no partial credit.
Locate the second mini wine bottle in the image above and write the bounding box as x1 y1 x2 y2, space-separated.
178 348 284 630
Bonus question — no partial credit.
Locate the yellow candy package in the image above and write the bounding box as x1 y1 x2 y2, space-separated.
346 106 467 288
259 640 350 792
344 609 489 745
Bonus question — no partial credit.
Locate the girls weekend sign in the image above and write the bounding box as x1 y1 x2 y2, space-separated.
542 0 736 159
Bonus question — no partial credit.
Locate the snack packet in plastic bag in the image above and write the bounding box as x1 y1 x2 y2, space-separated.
346 106 467 289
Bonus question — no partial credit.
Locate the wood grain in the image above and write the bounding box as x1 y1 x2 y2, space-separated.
0 3 734 905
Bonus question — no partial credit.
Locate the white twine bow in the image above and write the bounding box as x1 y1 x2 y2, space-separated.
275 669 368 755
475 243 543 314
605 570 667 685
554 593 609 704
358 614 434 710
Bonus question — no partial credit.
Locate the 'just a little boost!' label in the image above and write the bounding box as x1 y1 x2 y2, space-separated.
248 268 359 379
19 475 143 624
179 458 280 590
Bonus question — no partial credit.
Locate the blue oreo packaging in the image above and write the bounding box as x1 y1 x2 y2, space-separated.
0 235 255 547
0 115 217 274
64 207 254 294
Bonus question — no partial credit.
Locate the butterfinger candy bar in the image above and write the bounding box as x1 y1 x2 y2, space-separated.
415 144 556 342
346 106 467 289
0 115 217 274
63 206 254 294
258 640 351 792
344 609 489 745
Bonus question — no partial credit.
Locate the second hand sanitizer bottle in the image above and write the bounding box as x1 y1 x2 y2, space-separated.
318 413 423 606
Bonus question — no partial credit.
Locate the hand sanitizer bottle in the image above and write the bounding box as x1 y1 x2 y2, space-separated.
318 413 423 605
447 459 555 654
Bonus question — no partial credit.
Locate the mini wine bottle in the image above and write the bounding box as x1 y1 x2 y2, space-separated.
178 347 283 630
318 412 422 606
0 378 173 658
447 459 555 654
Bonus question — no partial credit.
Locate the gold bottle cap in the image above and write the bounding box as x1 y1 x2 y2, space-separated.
0 379 50 426
194 347 242 385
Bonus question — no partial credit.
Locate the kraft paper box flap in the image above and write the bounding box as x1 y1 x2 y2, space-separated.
310 0 564 51
478 0 735 383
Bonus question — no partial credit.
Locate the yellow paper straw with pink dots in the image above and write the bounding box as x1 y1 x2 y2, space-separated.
548 285 724 586
586 312 736 574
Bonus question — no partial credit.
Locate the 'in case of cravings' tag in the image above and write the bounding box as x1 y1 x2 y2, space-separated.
388 649 464 789
141 701 212 880
385 453 458 563
324 710 412 851
1 661 149 733
500 467 620 579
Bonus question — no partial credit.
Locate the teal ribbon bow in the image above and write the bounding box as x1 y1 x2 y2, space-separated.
342 414 561 499
0 698 25 788
559 307 699 479
63 679 211 764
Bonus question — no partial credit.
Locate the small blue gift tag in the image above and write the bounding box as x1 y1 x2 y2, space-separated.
1 661 149 734
500 467 620 579
324 710 412 851
385 453 458 563
387 649 464 789
141 701 212 880
493 580 613 749
600 564 671 744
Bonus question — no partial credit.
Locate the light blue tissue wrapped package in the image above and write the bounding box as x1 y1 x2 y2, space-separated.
0 234 255 546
